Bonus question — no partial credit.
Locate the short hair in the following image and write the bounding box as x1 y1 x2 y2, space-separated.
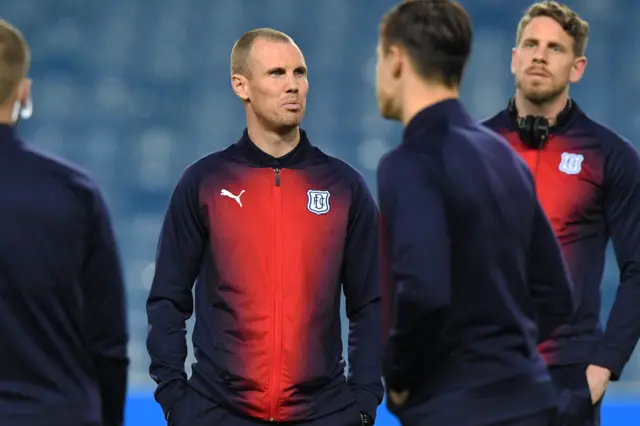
0 19 29 104
516 2 589 57
380 0 472 88
230 28 293 77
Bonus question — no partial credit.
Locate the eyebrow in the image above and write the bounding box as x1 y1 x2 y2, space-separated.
522 37 567 50
265 65 308 74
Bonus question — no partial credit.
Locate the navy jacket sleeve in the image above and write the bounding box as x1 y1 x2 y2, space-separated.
377 150 451 392
82 185 129 426
528 196 575 342
341 171 384 418
593 139 640 379
146 168 207 418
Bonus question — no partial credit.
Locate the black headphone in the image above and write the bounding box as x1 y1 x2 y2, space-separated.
507 97 573 149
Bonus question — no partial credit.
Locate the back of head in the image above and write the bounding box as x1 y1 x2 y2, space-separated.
380 0 473 88
0 19 30 117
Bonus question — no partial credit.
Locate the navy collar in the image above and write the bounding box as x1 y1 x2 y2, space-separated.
0 124 21 150
0 123 15 139
503 98 583 135
403 98 470 143
235 128 315 168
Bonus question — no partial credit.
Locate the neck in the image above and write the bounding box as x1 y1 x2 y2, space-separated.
514 89 569 126
245 112 300 158
401 77 459 126
0 104 14 125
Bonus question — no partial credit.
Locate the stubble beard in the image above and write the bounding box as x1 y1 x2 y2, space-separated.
516 78 568 106
378 93 400 121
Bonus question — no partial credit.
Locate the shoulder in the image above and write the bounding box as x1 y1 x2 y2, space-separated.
377 146 406 177
22 145 103 202
479 109 510 132
376 145 434 190
579 115 637 156
573 115 640 182
317 153 377 212
176 146 234 189
323 154 368 186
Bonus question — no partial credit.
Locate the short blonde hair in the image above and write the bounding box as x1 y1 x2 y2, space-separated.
0 19 30 104
230 28 293 77
516 2 589 57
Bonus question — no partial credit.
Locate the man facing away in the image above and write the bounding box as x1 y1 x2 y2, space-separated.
374 2 574 425
0 19 129 426
146 28 383 426
482 2 640 425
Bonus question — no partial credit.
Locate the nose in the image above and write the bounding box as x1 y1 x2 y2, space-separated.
285 71 299 94
532 46 548 64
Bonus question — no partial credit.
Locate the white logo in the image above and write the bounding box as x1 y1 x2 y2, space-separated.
220 189 245 207
558 153 584 175
307 190 330 215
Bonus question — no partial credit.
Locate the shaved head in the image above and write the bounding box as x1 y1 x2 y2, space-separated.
230 28 294 77
230 28 308 135
0 19 29 105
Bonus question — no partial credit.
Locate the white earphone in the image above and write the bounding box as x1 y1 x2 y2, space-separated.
12 97 33 122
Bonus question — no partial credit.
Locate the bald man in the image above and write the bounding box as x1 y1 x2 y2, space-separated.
146 28 382 426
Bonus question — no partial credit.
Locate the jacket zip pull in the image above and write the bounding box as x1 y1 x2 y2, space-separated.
533 143 543 189
274 168 280 187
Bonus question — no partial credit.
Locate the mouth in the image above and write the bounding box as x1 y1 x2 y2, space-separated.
282 101 302 111
526 68 551 78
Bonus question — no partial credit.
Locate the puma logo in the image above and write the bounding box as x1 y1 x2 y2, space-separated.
220 189 245 207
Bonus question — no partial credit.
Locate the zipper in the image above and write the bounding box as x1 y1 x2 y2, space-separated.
268 167 283 421
533 134 548 191
534 148 542 190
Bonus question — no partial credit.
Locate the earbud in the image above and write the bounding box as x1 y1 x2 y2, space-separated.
11 98 33 123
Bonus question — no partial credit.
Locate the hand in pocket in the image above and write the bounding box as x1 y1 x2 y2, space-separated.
585 365 610 404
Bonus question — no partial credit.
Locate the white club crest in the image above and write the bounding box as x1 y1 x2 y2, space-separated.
307 190 331 215
558 152 584 175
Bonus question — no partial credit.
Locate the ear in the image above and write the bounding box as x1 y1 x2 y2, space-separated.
387 45 403 79
569 56 587 84
16 78 31 103
510 47 517 75
231 74 250 101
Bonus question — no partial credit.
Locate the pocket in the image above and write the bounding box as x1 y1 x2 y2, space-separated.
563 367 593 424
576 368 593 404
348 403 363 426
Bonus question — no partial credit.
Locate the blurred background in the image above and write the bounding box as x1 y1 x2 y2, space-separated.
4 0 640 424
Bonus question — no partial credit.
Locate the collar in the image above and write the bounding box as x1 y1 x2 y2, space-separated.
504 98 582 135
235 128 315 168
0 124 21 150
403 98 470 143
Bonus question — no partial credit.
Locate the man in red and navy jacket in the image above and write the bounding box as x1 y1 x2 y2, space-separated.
146 28 382 426
483 3 640 425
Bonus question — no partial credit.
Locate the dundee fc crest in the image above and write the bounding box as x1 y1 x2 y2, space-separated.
558 152 584 175
307 190 331 215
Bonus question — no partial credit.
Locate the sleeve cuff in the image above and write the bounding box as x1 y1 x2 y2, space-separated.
382 340 413 392
590 345 626 381
155 379 187 419
351 388 381 421
382 370 411 394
